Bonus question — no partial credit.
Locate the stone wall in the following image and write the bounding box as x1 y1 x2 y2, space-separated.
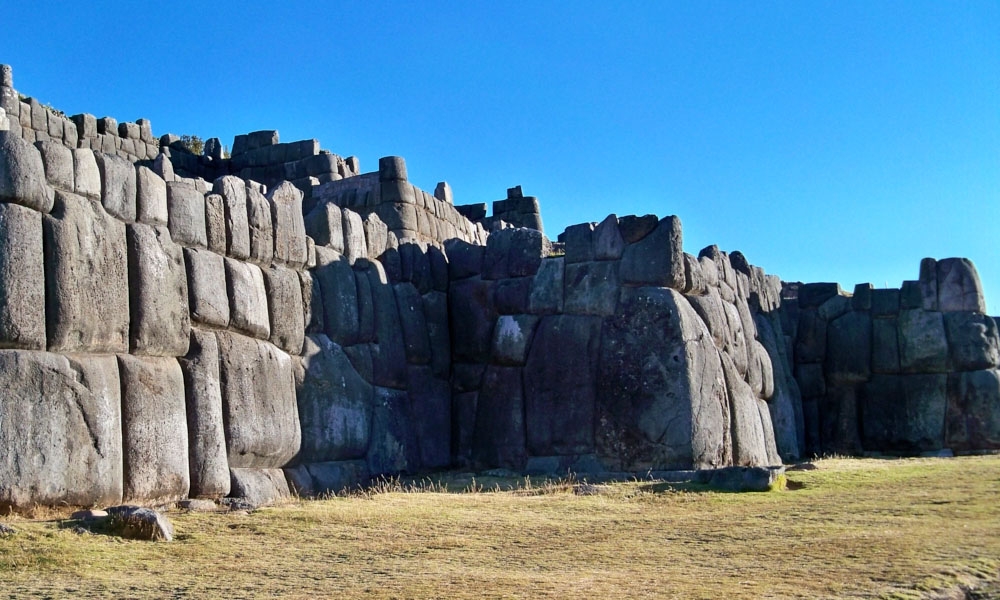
784 258 1000 456
445 214 803 474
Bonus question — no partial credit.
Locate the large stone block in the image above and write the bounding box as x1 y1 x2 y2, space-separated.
0 203 45 349
126 223 190 356
825 311 872 385
229 468 291 508
597 287 729 471
211 176 251 260
394 282 431 365
178 329 230 498
305 202 344 252
944 312 1000 372
563 260 621 316
593 214 625 261
721 352 771 466
166 181 207 248
118 354 190 503
313 248 360 345
473 366 527 469
754 313 803 461
366 386 417 476
35 140 74 191
245 185 274 266
619 215 685 289
44 191 129 353
482 227 548 280
872 317 901 374
449 277 496 363
898 309 949 373
184 248 229 328
407 365 452 470
368 266 407 389
491 314 539 367
268 181 308 268
443 238 482 280
524 315 602 456
818 384 861 455
263 264 305 354
0 131 54 213
204 193 226 254
528 257 564 315
135 165 167 226
937 258 987 313
794 309 826 364
217 332 301 468
342 208 368 263
562 222 594 263
297 335 374 463
946 369 1000 451
94 152 136 222
861 374 947 452
0 352 122 509
72 148 101 200
423 290 451 377
225 258 270 339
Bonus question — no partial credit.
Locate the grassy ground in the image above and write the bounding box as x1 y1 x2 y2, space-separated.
1 456 998 599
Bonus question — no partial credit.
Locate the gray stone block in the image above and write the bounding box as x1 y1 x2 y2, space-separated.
297 335 374 463
563 260 621 316
794 309 826 364
872 317 901 374
166 181 207 248
946 369 1000 451
473 365 527 469
263 264 305 354
0 203 45 349
794 362 827 398
34 140 73 191
593 214 625 260
245 185 273 266
620 215 685 289
204 193 226 254
126 223 190 356
94 152 136 222
368 386 418 476
937 258 987 313
443 238 483 280
394 282 431 365
135 166 167 226
494 277 531 315
528 257 564 315
184 248 229 328
178 329 230 499
228 468 291 508
211 176 250 260
268 181 308 268
861 374 947 452
406 365 451 470
302 460 370 495
364 213 389 259
449 277 496 363
44 191 129 353
898 309 949 373
0 352 122 510
368 266 407 389
944 312 1000 371
617 214 658 243
918 258 939 311
313 248 360 345
119 354 190 503
217 332 300 468
0 131 54 212
563 222 595 263
225 258 270 340
305 202 345 253
825 311 872 385
871 288 900 317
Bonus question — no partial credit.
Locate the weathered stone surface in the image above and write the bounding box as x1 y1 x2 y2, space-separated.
491 314 539 367
473 366 527 469
794 362 827 398
697 465 786 492
95 152 136 221
918 258 939 311
593 214 625 260
178 329 230 499
0 203 45 349
183 248 229 328
407 365 451 469
72 148 100 200
44 191 129 353
368 386 417 475
937 258 987 313
245 185 274 266
394 283 431 365
871 289 900 317
305 202 344 252
563 261 620 316
228 468 291 508
524 315 603 456
263 264 305 354
449 278 496 363
528 257 564 315
825 311 872 385
797 282 842 309
217 332 300 468
819 384 861 455
898 309 949 373
686 288 729 352
0 131 54 212
210 177 250 260
946 369 1000 451
945 312 1000 372
721 352 771 466
872 317 901 374
268 181 308 268
203 193 226 253
225 258 270 340
794 309 826 364
35 140 74 191
297 335 373 463
118 354 190 503
126 224 190 356
165 181 206 248
105 505 174 541
620 216 684 289
363 213 389 259
135 166 167 226
303 460 370 495
597 287 729 471
299 271 324 334
755 314 802 461
368 266 407 389
443 239 482 280
563 222 595 263
494 277 531 315
422 291 451 377
817 294 851 322
0 352 122 509
342 208 367 263
313 249 360 345
861 374 947 452
617 214 658 243
483 227 549 280
899 280 922 309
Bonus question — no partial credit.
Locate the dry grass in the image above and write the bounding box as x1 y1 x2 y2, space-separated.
1 456 998 599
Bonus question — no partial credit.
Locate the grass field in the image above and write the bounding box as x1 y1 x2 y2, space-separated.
1 456 998 599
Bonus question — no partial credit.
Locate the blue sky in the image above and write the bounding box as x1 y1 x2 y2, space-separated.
3 1 998 311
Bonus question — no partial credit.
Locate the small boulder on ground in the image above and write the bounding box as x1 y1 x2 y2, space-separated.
104 505 174 541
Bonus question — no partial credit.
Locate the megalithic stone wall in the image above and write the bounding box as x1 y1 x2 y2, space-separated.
446 214 801 474
785 257 1000 456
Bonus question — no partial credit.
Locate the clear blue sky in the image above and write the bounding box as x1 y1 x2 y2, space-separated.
3 1 998 311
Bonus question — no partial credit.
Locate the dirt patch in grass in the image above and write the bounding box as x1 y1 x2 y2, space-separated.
1 456 998 599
